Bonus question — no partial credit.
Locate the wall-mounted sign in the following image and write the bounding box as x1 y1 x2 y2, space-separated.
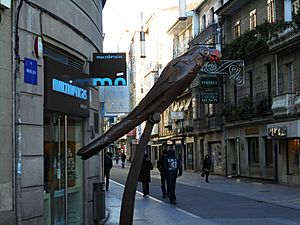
245 126 259 135
171 111 184 120
24 58 37 85
200 91 219 103
268 126 287 138
91 53 127 86
44 57 90 117
34 36 43 58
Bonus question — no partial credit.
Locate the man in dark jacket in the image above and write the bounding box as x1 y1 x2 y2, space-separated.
166 149 182 204
157 149 168 198
202 154 212 183
121 152 126 168
104 152 113 191
138 154 153 197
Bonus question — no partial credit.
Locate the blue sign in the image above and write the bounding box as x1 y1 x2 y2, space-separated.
24 58 37 85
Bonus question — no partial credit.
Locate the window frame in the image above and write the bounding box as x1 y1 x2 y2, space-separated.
249 9 257 30
267 0 275 23
247 137 260 165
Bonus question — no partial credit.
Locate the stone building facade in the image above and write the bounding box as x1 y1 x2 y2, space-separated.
0 0 106 224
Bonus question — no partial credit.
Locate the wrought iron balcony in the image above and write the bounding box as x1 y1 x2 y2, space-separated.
271 93 297 116
268 23 300 53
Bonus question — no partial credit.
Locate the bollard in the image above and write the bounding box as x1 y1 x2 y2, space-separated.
93 182 106 222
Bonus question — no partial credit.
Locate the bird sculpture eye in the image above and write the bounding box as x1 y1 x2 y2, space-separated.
202 49 209 56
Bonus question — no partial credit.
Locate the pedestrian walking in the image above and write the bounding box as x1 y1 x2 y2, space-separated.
202 154 212 183
104 152 113 191
115 153 119 164
157 149 168 198
121 152 126 168
166 149 182 204
138 154 153 197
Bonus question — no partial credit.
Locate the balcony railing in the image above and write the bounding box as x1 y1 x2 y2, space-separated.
271 93 296 116
267 23 300 53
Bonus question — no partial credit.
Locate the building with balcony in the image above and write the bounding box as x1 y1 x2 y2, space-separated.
217 0 300 185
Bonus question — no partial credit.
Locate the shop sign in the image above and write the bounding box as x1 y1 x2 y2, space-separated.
200 91 219 103
44 57 90 117
171 111 184 120
199 75 219 103
24 58 37 85
199 76 219 89
245 127 259 135
91 53 127 86
268 126 287 138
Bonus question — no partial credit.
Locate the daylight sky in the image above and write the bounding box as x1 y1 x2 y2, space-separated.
102 0 184 52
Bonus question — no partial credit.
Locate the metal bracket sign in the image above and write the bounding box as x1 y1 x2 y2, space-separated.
200 60 244 86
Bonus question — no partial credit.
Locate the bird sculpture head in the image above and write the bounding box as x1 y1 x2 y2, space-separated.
188 45 222 66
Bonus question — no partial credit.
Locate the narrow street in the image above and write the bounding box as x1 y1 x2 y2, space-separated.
108 163 300 225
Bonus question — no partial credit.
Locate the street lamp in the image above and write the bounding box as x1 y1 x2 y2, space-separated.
140 12 146 58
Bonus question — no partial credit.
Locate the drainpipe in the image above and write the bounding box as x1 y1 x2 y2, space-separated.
275 54 279 95
14 1 24 224
236 137 240 176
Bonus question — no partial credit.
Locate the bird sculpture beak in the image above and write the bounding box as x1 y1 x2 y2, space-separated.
209 49 222 62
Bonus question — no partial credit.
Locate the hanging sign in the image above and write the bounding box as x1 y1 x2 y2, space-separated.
91 53 127 86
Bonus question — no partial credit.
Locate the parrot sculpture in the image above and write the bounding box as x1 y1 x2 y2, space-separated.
77 45 221 159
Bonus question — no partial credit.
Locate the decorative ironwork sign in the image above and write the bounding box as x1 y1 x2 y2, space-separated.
200 60 244 86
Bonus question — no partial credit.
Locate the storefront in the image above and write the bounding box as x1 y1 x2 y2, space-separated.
268 120 300 185
44 57 90 225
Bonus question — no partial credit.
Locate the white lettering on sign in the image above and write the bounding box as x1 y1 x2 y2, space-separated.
52 79 87 100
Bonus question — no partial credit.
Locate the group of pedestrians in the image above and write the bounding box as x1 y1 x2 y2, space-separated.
105 147 212 204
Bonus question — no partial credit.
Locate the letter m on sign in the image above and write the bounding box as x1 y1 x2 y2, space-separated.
91 53 127 86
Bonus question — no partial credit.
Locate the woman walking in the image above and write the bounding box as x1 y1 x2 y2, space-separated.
138 154 153 197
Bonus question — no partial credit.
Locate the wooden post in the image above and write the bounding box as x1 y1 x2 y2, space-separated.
119 113 160 225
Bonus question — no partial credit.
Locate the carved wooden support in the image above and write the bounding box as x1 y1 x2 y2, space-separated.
119 113 160 225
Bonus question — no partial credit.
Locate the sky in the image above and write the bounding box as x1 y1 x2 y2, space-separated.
103 0 178 52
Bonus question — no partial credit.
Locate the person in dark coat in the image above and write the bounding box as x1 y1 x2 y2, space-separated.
138 154 153 197
157 149 168 198
202 154 212 183
104 152 113 191
166 149 182 204
121 152 126 168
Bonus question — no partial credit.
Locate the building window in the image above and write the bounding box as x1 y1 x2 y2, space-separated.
287 139 300 174
202 15 206 30
292 0 300 15
234 20 241 38
209 7 214 25
249 9 257 30
264 137 273 166
248 137 260 164
286 63 294 93
192 97 198 119
208 104 215 116
267 0 275 23
219 0 224 7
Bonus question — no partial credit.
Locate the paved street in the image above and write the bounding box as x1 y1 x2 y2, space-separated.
104 162 300 225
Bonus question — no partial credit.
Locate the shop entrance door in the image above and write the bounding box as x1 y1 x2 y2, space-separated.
44 113 83 225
